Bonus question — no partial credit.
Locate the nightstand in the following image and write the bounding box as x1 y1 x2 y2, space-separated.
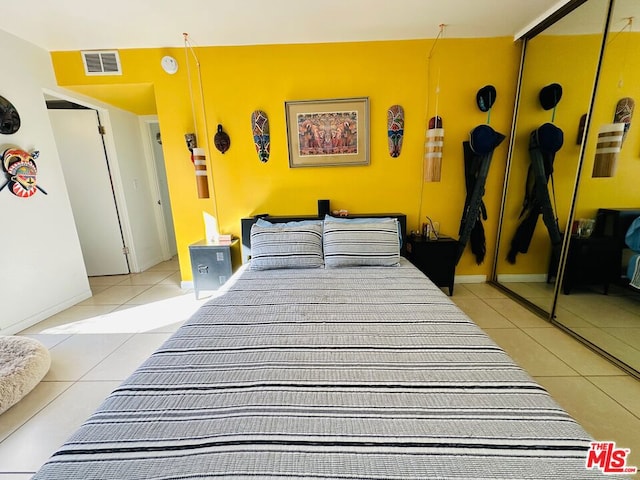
548 235 618 294
188 239 240 299
406 235 457 295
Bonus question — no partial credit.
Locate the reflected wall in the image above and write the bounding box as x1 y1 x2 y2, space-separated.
494 0 610 314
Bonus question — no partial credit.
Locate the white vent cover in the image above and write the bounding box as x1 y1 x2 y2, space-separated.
81 50 122 75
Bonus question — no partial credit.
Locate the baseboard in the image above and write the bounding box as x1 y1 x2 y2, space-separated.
2 289 93 335
454 275 487 284
181 280 194 290
496 273 547 283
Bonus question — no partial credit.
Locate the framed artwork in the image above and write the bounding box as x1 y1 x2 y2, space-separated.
285 97 369 167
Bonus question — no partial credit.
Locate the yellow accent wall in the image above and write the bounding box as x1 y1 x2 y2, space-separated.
575 31 640 219
65 83 157 115
51 38 521 281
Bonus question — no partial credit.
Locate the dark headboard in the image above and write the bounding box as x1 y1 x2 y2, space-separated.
594 208 640 244
240 213 407 263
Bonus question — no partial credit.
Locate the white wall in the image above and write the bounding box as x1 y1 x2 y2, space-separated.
0 29 90 334
0 28 166 334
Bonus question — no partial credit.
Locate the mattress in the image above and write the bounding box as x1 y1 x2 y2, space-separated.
33 259 610 479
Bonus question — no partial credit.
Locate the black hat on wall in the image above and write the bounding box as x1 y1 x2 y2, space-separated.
535 122 564 154
539 83 563 110
476 85 497 112
469 124 506 155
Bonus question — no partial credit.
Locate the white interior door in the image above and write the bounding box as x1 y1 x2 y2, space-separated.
149 122 177 257
48 108 130 276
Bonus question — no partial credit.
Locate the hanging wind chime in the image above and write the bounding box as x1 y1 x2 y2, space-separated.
183 33 211 200
424 24 446 182
593 17 635 178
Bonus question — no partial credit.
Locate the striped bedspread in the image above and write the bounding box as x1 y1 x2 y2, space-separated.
33 259 610 479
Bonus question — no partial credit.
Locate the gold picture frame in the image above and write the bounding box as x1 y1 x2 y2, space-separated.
285 97 370 167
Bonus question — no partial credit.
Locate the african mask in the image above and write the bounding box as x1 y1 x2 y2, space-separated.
387 105 404 158
1 148 47 198
251 110 270 163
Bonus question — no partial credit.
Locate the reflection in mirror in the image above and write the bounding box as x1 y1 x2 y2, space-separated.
493 0 610 314
554 0 640 375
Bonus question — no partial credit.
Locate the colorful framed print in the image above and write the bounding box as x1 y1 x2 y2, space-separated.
285 97 369 167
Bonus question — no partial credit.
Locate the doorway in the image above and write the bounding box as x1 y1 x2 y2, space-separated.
47 102 130 276
145 120 177 258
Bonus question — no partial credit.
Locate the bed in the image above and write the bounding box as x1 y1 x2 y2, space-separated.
32 214 612 479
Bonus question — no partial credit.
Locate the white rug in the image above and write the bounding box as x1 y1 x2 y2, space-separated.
0 336 51 415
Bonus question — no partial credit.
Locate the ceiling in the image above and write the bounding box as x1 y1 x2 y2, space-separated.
1 0 569 52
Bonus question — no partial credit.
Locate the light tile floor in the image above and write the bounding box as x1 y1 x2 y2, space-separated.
0 260 639 478
504 280 640 372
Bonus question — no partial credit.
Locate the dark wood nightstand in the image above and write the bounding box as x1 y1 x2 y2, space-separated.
406 235 457 295
189 239 240 299
548 235 618 294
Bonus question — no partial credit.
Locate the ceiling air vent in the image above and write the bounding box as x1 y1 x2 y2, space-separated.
81 50 122 76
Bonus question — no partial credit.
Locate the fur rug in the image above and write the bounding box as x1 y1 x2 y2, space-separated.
0 336 50 415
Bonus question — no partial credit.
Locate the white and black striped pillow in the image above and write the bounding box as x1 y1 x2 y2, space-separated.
250 224 324 270
323 220 400 267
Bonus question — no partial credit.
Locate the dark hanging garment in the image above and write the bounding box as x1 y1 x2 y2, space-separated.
457 125 505 264
507 123 563 264
459 141 489 264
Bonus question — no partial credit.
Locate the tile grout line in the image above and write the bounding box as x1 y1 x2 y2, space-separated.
470 285 640 424
0 381 76 445
0 259 181 475
583 376 640 422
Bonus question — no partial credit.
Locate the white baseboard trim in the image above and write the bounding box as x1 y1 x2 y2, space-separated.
2 289 93 335
496 273 547 283
454 275 487 284
181 280 194 290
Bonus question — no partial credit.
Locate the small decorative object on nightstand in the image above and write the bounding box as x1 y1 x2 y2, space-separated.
406 234 457 295
189 239 240 299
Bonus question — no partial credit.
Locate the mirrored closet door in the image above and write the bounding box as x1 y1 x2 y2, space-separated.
493 0 611 315
493 0 640 378
553 0 640 375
